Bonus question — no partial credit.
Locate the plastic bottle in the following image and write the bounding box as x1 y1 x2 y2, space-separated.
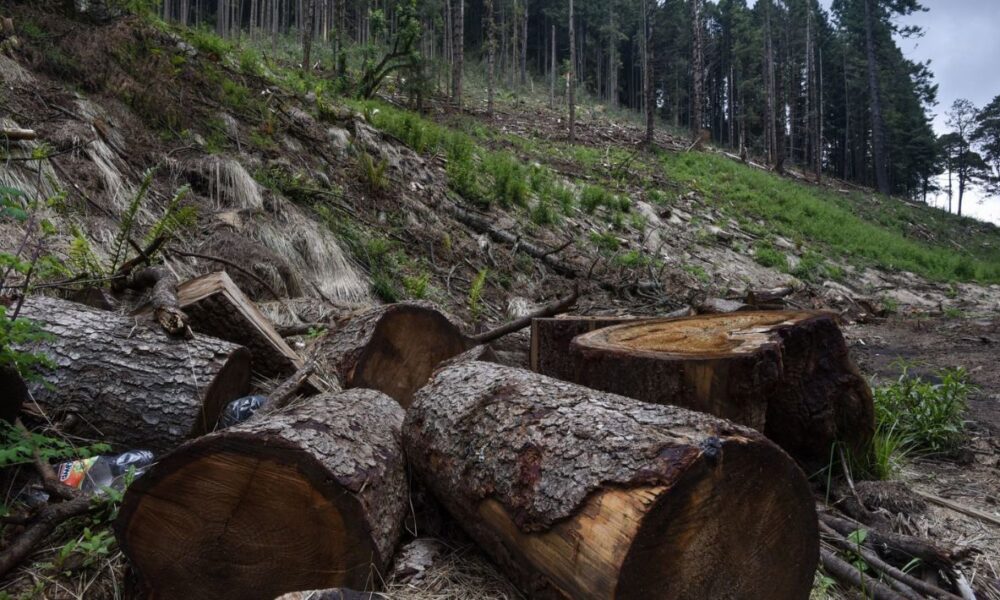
56 450 154 494
218 395 267 429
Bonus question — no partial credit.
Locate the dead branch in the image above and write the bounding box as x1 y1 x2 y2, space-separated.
0 127 36 141
468 284 580 345
262 361 318 412
0 495 95 578
124 265 190 337
819 510 959 570
819 521 962 600
819 547 907 600
276 322 326 337
915 490 1000 528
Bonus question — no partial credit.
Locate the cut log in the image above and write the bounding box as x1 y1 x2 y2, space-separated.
14 295 251 452
404 362 819 599
115 389 407 600
0 366 27 423
136 271 302 378
529 315 639 379
567 311 874 467
0 127 36 141
314 303 467 407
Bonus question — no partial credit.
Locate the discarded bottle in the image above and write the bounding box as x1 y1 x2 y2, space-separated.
56 450 154 495
218 395 267 429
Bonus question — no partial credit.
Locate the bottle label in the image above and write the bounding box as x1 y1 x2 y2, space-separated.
57 456 99 489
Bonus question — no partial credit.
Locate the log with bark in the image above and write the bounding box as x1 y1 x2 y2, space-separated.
12 295 251 452
115 389 407 600
565 311 874 467
135 271 302 378
313 303 467 407
404 361 819 599
529 315 639 379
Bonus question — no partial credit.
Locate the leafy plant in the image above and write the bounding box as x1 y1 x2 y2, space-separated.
469 268 488 320
754 241 789 271
0 421 110 468
357 152 389 193
403 272 431 299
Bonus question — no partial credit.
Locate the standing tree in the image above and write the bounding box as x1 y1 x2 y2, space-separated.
946 99 989 216
302 0 317 74
568 0 576 142
642 0 655 145
485 0 497 117
973 94 1000 197
690 0 704 140
863 0 890 194
452 0 464 106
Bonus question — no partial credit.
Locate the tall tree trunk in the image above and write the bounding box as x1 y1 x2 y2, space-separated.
486 0 496 117
451 0 464 106
568 0 576 142
550 24 556 108
642 0 654 145
864 0 890 194
302 0 316 74
764 0 776 164
690 0 704 139
519 0 528 86
608 3 618 108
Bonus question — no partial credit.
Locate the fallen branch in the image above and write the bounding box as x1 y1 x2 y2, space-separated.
468 284 580 345
819 510 959 570
819 547 906 600
0 495 96 578
819 521 962 600
276 322 326 337
915 490 1000 528
262 361 318 413
125 265 190 337
0 127 36 141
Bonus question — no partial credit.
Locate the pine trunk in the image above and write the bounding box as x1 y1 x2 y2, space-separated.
451 0 464 106
313 303 467 407
486 0 496 117
14 296 251 453
864 0 890 195
690 0 704 139
404 361 819 599
116 389 407 600
568 0 575 142
642 0 654 145
565 311 875 468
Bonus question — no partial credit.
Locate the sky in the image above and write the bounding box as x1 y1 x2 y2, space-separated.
747 0 1000 224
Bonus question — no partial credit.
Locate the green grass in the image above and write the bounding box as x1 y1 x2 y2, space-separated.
662 152 1000 283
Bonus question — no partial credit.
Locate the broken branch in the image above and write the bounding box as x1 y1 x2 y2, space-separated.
468 284 580 345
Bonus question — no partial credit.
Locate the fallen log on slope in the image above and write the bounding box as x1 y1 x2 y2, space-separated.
404 362 819 599
530 315 640 379
13 295 251 452
116 389 407 600
314 303 467 407
567 311 874 468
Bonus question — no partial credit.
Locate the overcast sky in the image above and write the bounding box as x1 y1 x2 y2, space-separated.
746 0 1000 224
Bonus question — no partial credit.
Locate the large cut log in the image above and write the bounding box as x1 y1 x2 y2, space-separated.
567 311 874 467
530 315 640 379
314 303 467 407
13 295 251 452
136 271 302 378
115 389 407 600
404 362 819 599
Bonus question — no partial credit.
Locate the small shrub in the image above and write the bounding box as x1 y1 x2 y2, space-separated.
754 242 789 271
553 185 576 214
580 185 613 214
531 197 558 226
357 152 389 193
484 154 529 208
403 272 431 299
447 156 483 205
791 250 827 282
873 362 972 456
589 232 620 254
616 250 652 269
469 268 488 320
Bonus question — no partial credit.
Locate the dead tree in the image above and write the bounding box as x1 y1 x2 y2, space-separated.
404 361 819 599
13 296 251 452
116 389 407 600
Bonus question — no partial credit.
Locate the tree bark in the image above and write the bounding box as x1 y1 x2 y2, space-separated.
116 389 407 600
690 0 704 139
312 303 467 407
404 361 819 599
0 366 27 423
451 0 464 106
642 0 654 145
567 0 575 142
14 296 251 453
565 311 874 468
530 315 638 379
303 0 316 74
486 0 496 117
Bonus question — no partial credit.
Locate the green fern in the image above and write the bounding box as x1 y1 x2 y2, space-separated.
358 152 389 193
110 168 156 273
469 268 488 320
67 228 106 277
146 185 196 243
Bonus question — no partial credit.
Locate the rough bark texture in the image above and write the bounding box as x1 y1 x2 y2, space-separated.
404 362 819 599
567 311 874 468
314 303 466 407
136 271 302 378
529 315 638 380
126 265 190 337
116 389 407 600
16 295 251 453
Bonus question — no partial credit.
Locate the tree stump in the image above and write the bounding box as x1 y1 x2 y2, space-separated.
115 389 407 600
314 303 467 407
529 315 638 380
14 295 251 452
569 311 874 467
404 361 819 599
